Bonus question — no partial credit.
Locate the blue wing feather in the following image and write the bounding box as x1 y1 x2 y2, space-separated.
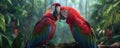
27 25 52 48
72 25 97 48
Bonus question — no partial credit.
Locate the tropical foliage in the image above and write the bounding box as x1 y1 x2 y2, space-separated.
90 0 120 45
0 0 119 48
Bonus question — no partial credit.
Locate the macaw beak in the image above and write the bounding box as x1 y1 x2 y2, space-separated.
60 13 66 20
60 10 68 20
48 3 61 20
53 6 60 17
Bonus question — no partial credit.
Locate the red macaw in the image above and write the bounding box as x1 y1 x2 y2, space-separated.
25 3 61 48
60 6 97 48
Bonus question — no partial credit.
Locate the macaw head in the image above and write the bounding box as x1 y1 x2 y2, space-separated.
49 3 61 20
60 6 68 20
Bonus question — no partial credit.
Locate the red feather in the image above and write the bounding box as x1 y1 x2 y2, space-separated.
51 3 61 6
60 6 92 35
32 9 56 45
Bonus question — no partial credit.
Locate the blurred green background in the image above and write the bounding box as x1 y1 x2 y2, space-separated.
0 0 120 48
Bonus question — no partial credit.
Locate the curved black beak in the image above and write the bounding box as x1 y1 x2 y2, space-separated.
60 13 66 20
53 6 58 17
53 6 66 20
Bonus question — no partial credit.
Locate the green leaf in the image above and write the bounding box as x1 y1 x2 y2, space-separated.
7 0 12 5
113 1 120 7
5 14 12 25
1 35 11 48
12 33 23 48
111 35 120 41
0 13 5 32
103 1 120 16
106 5 113 14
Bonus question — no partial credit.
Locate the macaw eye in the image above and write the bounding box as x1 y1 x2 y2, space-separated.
62 10 67 13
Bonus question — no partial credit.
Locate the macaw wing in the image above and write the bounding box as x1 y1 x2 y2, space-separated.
72 18 97 48
27 17 55 47
72 25 97 48
84 20 96 38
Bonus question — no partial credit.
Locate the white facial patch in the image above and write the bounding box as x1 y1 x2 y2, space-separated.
50 6 55 14
56 6 60 14
61 10 68 18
